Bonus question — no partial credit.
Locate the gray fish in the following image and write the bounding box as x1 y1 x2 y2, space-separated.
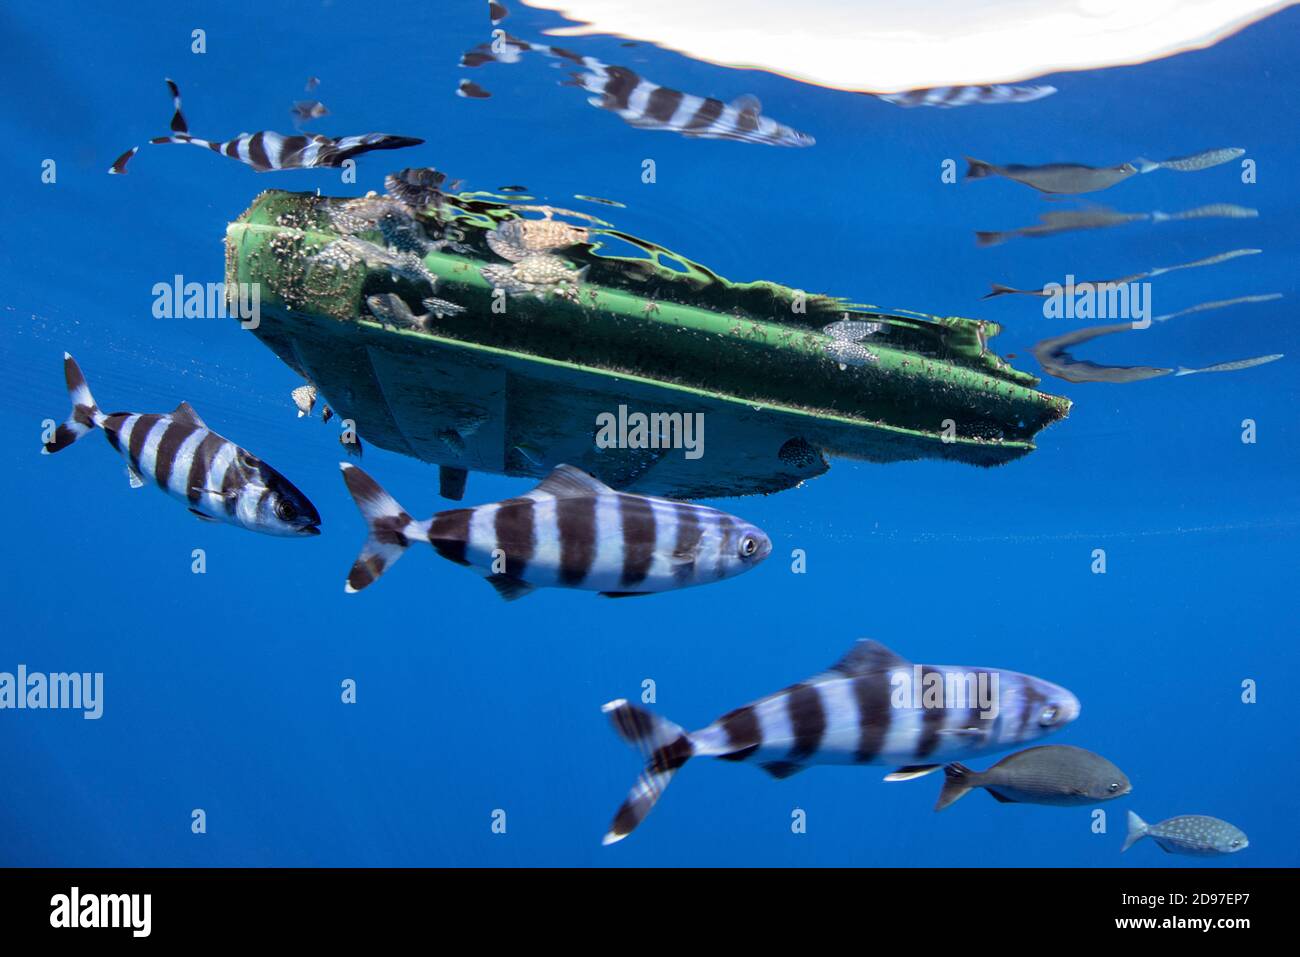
1122 811 1248 856
966 156 1139 194
1175 354 1283 376
1032 323 1172 384
339 463 771 600
984 273 1147 300
384 167 448 211
422 296 466 319
876 84 1056 108
601 639 1080 843
366 293 430 331
984 249 1261 300
933 745 1131 811
44 354 320 536
1137 147 1245 173
976 208 1148 246
133 80 421 172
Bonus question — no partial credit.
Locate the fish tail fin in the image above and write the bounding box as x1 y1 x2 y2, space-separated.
1174 366 1198 377
983 283 1018 299
43 353 102 454
934 763 978 812
1150 209 1170 223
339 463 419 593
1121 810 1149 852
601 699 694 845
1134 156 1161 174
164 78 189 133
964 156 997 180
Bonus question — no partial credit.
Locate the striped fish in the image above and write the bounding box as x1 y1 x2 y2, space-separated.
115 79 423 173
340 463 771 600
461 36 813 147
43 354 320 536
601 639 1080 843
875 84 1057 108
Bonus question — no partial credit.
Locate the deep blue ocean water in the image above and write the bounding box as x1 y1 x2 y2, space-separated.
0 1 1295 867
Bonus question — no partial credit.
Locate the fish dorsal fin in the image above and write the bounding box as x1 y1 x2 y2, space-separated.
830 639 910 677
731 94 762 117
534 464 613 498
172 401 207 428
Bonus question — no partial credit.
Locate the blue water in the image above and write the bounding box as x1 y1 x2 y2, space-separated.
1 1 1295 867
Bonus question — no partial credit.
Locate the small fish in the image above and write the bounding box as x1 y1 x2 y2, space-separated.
340 432 363 458
44 354 320 536
132 79 422 172
108 146 139 174
422 296 466 319
339 463 771 600
292 100 329 123
1122 811 1248 856
366 293 430 330
1032 323 1172 384
321 406 334 424
985 249 1261 299
458 79 492 99
498 185 529 193
1150 203 1258 222
932 745 1131 811
462 36 813 147
1153 293 1281 322
482 254 588 299
601 639 1080 843
823 319 880 367
1137 147 1245 173
384 167 449 211
487 0 508 25
1175 354 1283 376
291 384 318 418
875 84 1056 108
487 216 589 261
305 76 321 92
966 156 1139 194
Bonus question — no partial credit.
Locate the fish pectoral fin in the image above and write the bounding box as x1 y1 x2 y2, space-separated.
936 727 984 737
485 575 536 602
187 507 220 523
730 94 762 118
760 761 806 780
598 591 654 598
883 765 943 782
986 789 1018 803
125 465 145 489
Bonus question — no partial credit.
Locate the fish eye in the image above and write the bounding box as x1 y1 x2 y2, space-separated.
275 499 297 522
1038 706 1058 726
1230 839 1241 848
739 536 759 558
1107 782 1120 792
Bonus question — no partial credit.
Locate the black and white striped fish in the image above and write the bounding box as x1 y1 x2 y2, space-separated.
875 83 1057 108
340 463 771 599
601 639 1080 843
112 79 423 173
461 36 813 147
43 354 320 536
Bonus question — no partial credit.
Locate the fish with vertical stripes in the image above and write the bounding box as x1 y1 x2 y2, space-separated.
601 639 1080 843
43 354 320 536
339 463 770 599
460 35 813 147
116 79 423 173
875 84 1057 108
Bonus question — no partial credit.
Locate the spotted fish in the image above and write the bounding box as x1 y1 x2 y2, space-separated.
113 79 422 173
601 639 1080 843
461 35 813 147
43 354 320 536
1122 811 1248 856
934 745 1130 811
876 84 1056 108
340 463 771 600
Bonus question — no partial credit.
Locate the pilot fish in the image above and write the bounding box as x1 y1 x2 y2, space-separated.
933 745 1130 811
460 35 813 147
875 84 1056 108
340 463 771 599
1122 811 1248 856
110 79 422 174
601 639 1080 843
43 354 320 536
